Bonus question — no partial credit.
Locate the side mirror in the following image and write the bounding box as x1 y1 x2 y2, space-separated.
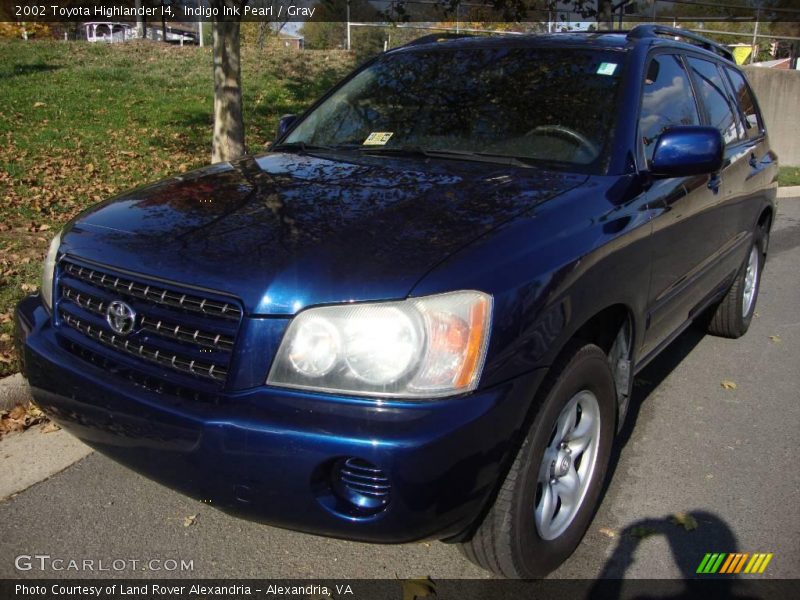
276 114 297 140
650 126 724 177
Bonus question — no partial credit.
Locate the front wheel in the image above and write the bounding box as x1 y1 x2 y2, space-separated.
459 343 616 578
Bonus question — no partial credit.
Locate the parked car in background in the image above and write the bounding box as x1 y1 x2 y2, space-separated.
15 25 777 578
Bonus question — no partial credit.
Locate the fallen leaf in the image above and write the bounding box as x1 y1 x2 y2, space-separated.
0 403 47 438
720 380 737 390
33 102 46 108
401 577 436 600
8 405 26 420
598 526 618 538
671 512 698 531
630 526 658 539
40 421 60 434
769 335 781 343
183 514 197 527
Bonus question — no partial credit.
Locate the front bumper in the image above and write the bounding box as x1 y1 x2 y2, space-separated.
15 294 545 543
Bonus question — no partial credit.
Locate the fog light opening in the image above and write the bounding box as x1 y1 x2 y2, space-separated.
330 457 391 516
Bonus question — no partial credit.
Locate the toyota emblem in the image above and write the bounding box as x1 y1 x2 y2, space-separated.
106 300 136 336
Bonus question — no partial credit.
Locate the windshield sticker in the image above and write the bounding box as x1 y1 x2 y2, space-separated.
597 62 618 76
363 132 394 146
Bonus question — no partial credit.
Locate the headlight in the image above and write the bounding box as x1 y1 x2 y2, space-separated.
41 231 62 312
267 291 493 398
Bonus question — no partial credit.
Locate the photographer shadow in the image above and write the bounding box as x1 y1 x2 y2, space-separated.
588 511 762 600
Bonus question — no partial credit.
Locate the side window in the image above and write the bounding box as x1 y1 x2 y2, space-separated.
686 57 742 145
639 54 700 163
724 67 763 139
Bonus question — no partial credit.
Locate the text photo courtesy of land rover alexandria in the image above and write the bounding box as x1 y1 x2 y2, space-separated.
15 26 776 578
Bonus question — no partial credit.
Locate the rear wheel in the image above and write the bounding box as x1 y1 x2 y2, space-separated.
458 343 616 578
706 224 767 339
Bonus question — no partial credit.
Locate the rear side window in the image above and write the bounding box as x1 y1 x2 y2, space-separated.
639 54 700 163
724 67 763 139
686 57 742 144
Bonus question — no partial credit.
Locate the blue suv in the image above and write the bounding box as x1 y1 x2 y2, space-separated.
15 26 777 577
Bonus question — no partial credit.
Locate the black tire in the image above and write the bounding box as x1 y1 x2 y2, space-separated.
706 225 767 339
458 343 616 578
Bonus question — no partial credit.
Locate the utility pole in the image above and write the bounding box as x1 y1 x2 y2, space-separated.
750 8 760 64
346 0 351 51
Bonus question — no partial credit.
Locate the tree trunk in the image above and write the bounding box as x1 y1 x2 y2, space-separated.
211 17 246 163
160 1 167 42
135 0 144 38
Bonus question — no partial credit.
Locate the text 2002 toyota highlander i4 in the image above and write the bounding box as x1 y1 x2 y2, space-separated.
15 26 777 578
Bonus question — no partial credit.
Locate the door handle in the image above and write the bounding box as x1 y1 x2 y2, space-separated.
708 173 722 193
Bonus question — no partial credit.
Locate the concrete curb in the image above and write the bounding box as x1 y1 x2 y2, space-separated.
777 186 800 198
0 426 93 500
0 373 33 411
0 373 93 500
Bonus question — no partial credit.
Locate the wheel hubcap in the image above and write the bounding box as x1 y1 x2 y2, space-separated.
742 245 759 316
535 390 601 541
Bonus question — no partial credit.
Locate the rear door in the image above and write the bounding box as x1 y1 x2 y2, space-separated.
720 65 776 247
684 56 749 264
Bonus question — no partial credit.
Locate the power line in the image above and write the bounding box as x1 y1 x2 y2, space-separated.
687 27 800 41
651 0 800 17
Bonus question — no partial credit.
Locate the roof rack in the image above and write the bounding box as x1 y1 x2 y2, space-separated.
627 24 734 63
395 33 476 49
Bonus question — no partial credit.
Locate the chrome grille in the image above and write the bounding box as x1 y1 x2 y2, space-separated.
62 339 220 404
62 262 241 320
57 259 241 390
61 285 235 352
60 312 227 382
140 316 234 351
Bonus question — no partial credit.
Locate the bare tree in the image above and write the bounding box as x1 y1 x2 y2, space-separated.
211 0 246 163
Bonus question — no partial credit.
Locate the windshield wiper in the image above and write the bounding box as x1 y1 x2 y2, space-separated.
272 141 348 154
356 146 433 158
358 146 552 169
277 143 572 170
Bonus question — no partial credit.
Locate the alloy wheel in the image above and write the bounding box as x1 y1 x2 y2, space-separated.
534 390 602 540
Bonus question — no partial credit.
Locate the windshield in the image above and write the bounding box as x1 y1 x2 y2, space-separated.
284 46 624 172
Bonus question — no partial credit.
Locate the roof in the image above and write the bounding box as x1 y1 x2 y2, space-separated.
390 26 734 64
389 32 631 54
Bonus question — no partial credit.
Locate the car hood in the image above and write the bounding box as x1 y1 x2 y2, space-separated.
61 152 586 315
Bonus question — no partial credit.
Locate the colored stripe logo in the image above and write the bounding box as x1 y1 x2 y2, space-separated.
696 552 773 574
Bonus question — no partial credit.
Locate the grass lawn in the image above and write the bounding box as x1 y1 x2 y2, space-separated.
778 166 800 187
0 39 356 376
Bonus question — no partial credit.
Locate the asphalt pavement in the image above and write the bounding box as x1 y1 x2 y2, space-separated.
1 200 798 581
